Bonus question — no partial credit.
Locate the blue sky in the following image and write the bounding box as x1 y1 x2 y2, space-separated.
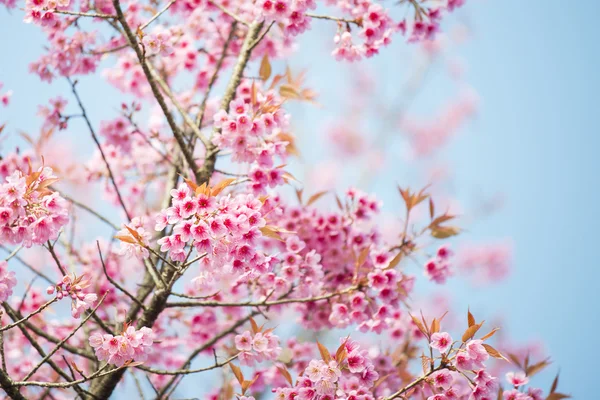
1 0 598 397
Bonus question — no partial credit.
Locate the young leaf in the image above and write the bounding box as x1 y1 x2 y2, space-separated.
526 359 551 377
429 198 435 219
279 84 301 99
546 394 571 400
306 190 328 206
468 309 475 327
335 344 347 364
259 54 272 81
430 318 440 334
550 372 560 393
507 353 523 369
229 363 244 385
124 226 143 242
259 226 284 241
183 176 198 192
316 341 331 363
462 322 483 342
249 317 260 334
241 375 259 393
356 246 370 268
114 234 136 244
278 366 293 386
295 188 304 204
482 344 509 361
409 313 428 338
480 328 500 341
211 178 236 197
385 251 403 270
430 226 460 239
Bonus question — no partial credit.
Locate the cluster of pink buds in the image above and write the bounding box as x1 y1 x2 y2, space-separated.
424 245 453 284
235 327 281 366
47 274 98 318
0 165 69 247
89 325 155 367
0 261 17 302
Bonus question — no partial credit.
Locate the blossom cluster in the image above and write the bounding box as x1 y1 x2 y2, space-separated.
424 245 453 284
398 0 466 43
47 274 98 318
213 81 291 194
273 338 379 398
154 182 274 282
420 320 552 400
89 326 155 367
0 261 17 302
263 188 416 334
141 30 175 57
235 329 282 366
0 165 69 247
332 2 394 61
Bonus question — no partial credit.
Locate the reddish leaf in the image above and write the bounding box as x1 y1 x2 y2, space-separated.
306 190 328 206
480 328 500 341
316 341 331 363
249 317 260 334
462 322 483 342
482 344 508 362
277 366 293 386
259 54 272 81
230 363 244 385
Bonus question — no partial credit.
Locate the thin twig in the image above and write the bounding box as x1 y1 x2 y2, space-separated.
22 292 109 381
55 189 119 230
146 63 209 148
0 298 57 332
138 353 238 375
67 77 133 221
97 241 147 310
46 240 67 276
165 285 358 308
3 245 22 262
53 9 117 19
0 246 53 284
139 0 176 30
207 0 248 26
155 312 258 398
305 13 359 25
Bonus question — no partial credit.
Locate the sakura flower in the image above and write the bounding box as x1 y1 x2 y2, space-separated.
430 332 453 353
506 371 529 387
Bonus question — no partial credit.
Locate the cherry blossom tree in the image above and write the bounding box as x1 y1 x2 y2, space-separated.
0 0 570 399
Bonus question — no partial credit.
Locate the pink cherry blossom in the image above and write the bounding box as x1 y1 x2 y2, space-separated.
430 332 453 353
